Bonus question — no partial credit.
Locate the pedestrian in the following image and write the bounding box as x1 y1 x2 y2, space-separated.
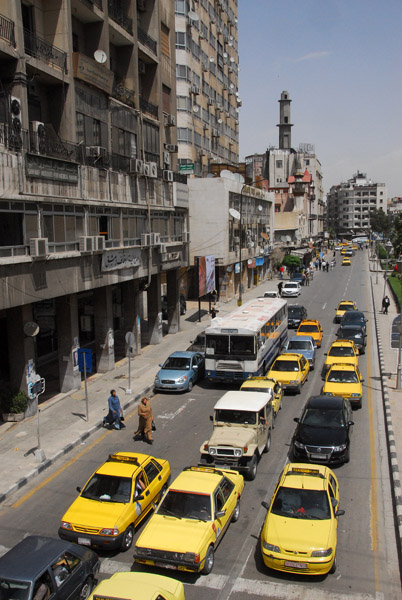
210 306 219 318
134 397 154 444
382 296 390 315
325 261 329 273
279 265 284 279
103 389 123 430
318 259 322 270
322 260 326 271
314 260 318 270
305 272 310 286
277 281 283 295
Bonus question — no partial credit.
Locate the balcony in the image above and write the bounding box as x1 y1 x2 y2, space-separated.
108 1 133 35
0 13 15 47
140 97 159 119
29 129 81 162
24 29 67 72
137 27 157 55
112 80 135 107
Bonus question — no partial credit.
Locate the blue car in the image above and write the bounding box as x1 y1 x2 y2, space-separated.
154 351 205 392
283 335 316 370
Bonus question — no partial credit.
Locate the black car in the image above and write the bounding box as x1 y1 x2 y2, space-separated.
340 310 367 333
287 304 308 328
291 395 354 465
0 536 99 600
336 325 366 354
161 295 187 319
291 272 306 286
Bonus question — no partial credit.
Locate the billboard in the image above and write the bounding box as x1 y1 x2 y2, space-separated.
197 255 216 297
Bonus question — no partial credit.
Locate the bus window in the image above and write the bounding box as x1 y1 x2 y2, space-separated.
230 336 255 356
206 335 229 355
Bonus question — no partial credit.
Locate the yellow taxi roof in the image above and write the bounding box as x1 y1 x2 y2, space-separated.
96 452 150 477
241 378 275 389
90 572 182 600
274 353 303 361
170 467 223 495
281 463 328 491
299 319 321 326
330 339 355 347
337 301 355 307
328 363 357 371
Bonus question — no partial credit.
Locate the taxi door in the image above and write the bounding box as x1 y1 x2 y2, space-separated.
213 478 236 544
300 356 309 383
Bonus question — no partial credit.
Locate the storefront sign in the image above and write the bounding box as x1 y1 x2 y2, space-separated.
234 262 241 274
101 248 141 272
179 163 194 174
72 52 114 95
247 258 256 268
25 154 78 183
256 257 264 266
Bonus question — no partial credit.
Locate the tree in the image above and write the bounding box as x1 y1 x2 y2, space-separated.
392 214 402 258
282 254 301 274
369 208 393 235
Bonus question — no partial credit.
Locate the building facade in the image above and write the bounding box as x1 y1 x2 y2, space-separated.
174 0 240 177
0 0 189 404
327 171 387 236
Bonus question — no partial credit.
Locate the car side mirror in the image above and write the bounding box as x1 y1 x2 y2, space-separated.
324 353 327 356
293 417 299 423
76 486 81 493
210 415 213 421
261 501 270 510
361 378 364 382
215 510 226 519
193 365 198 370
335 509 345 517
348 421 354 426
159 363 162 367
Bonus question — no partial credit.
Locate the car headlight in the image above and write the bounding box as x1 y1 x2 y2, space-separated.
177 375 188 383
60 521 72 530
294 440 305 449
262 540 280 553
351 393 361 397
234 448 242 457
184 552 199 563
154 377 160 383
333 443 347 452
135 546 149 556
324 392 333 396
290 380 299 384
209 447 217 455
99 528 119 536
311 548 333 557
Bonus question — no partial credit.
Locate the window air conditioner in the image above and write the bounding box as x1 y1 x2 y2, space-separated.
86 146 107 157
30 238 48 258
163 151 171 166
165 144 178 153
94 236 105 251
149 232 160 246
130 158 144 173
191 85 200 95
159 243 167 253
163 170 174 182
143 163 150 176
31 121 46 154
79 236 94 253
141 233 150 246
147 162 158 178
166 114 176 127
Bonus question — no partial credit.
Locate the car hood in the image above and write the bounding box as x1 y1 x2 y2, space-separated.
285 349 314 361
208 426 256 447
296 425 347 446
264 513 333 552
63 496 125 528
157 368 192 380
323 382 361 394
268 370 301 383
136 515 209 552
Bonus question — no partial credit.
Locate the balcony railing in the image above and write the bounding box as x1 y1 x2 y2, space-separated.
0 13 16 47
112 80 135 108
108 1 133 34
23 28 67 72
137 27 157 54
29 129 81 162
140 97 159 119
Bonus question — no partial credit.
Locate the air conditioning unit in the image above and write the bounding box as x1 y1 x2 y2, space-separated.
165 144 178 153
163 151 171 166
212 128 219 137
149 232 160 246
30 238 48 258
94 236 105 251
228 67 234 73
129 158 144 173
141 233 149 246
210 16 216 24
10 96 22 148
145 161 158 178
216 103 223 111
138 59 146 74
143 163 150 176
202 63 208 72
191 85 200 95
31 121 46 154
217 27 223 34
86 146 107 157
200 33 205 40
203 122 209 129
80 236 95 252
208 98 214 105
159 243 167 253
166 114 176 127
163 170 174 182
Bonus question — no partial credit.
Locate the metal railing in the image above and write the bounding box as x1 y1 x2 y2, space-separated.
0 245 29 258
108 1 133 34
140 97 159 118
23 28 67 72
137 27 157 54
111 81 135 107
29 130 81 162
48 242 79 253
0 13 15 47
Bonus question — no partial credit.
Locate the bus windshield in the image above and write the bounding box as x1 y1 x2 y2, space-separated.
206 335 255 358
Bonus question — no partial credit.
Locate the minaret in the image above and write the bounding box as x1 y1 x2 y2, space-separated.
277 91 293 149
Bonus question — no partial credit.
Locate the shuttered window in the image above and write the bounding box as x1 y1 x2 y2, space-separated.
161 23 170 57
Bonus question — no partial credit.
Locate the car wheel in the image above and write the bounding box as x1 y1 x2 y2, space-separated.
329 557 337 574
360 347 365 355
296 383 301 394
263 431 271 454
79 578 93 600
159 483 168 503
120 525 134 551
246 454 258 481
231 499 240 522
202 545 215 575
310 360 315 371
187 379 193 392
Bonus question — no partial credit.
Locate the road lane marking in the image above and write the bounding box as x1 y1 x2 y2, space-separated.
158 398 196 420
193 574 228 589
322 302 327 310
100 558 130 575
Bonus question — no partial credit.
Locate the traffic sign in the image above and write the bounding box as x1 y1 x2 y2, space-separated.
78 348 93 373
179 163 194 174
28 378 45 399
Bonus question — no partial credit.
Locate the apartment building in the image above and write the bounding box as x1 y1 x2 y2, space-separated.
174 0 240 176
0 0 189 405
327 171 387 236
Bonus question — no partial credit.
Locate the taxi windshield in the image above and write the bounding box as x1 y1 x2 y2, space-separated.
298 325 318 333
273 360 299 372
271 488 331 520
215 409 257 425
0 580 30 600
339 304 354 311
81 474 132 503
158 490 212 521
327 370 358 383
329 346 354 357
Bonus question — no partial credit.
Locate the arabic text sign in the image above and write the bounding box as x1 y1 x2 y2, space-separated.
101 248 141 272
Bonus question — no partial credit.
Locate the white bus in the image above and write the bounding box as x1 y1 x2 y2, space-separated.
205 297 288 383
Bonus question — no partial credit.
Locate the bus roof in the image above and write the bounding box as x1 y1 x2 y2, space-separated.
205 297 287 336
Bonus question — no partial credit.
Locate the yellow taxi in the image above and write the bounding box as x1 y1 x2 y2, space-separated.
267 353 309 394
59 452 171 551
260 463 344 575
342 257 351 266
296 319 323 347
351 244 358 250
340 248 347 255
240 376 283 416
334 300 357 323
322 340 358 379
89 572 185 600
134 465 244 574
322 363 364 409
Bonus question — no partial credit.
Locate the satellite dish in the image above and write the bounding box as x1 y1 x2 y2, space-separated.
286 235 292 242
192 105 199 113
209 56 215 62
223 52 228 59
258 204 263 211
228 40 233 47
187 10 199 21
230 56 235 62
234 173 245 184
220 169 233 179
230 83 235 89
24 321 40 337
94 49 107 64
229 208 241 220
229 35 234 41
217 118 223 124
248 259 252 265
281 236 287 242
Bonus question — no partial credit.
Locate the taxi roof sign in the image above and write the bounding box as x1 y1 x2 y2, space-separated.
108 453 140 466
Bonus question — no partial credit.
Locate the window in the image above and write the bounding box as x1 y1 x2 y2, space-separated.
177 96 191 111
175 31 188 50
177 127 193 143
144 461 160 484
162 85 171 113
175 0 189 15
176 64 191 80
276 160 283 168
161 23 170 57
220 477 234 502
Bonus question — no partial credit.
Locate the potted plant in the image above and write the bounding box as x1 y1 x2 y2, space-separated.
1 389 29 422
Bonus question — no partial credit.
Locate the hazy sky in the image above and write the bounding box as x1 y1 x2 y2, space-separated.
238 0 402 198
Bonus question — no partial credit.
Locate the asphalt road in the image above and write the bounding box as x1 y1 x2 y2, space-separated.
0 251 400 599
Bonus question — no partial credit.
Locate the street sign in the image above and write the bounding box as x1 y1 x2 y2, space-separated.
28 378 45 399
391 315 401 349
78 348 93 373
179 163 194 174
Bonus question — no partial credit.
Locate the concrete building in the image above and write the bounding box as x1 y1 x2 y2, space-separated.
188 174 274 303
174 0 240 177
327 171 387 237
388 196 402 215
0 0 189 405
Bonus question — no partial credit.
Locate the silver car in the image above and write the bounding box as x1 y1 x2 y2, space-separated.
281 282 301 297
284 335 316 369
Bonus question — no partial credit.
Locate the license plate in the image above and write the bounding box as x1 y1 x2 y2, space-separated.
156 562 176 570
284 560 307 569
310 453 327 460
77 537 91 546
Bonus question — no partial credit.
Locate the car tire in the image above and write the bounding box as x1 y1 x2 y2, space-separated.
263 431 271 454
329 557 337 574
296 383 301 394
79 578 93 600
120 525 134 551
231 499 240 522
360 347 365 355
187 379 193 392
159 483 168 503
310 361 315 371
202 545 215 575
246 454 258 481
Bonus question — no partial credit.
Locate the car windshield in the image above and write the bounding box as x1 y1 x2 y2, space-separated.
288 307 303 317
81 474 132 502
0 580 30 600
329 346 354 357
163 357 191 370
285 283 298 288
287 340 312 350
339 304 354 311
272 360 299 372
271 488 331 520
301 408 345 429
339 328 362 338
215 409 257 425
264 292 277 297
327 370 358 383
206 335 255 358
242 387 271 395
298 325 318 333
158 490 212 521
343 314 364 323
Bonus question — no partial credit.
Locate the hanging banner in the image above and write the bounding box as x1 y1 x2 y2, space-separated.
196 255 216 297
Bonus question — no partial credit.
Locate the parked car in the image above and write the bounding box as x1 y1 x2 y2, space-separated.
291 272 306 286
284 335 316 369
0 536 100 600
340 310 367 333
154 351 205 392
88 572 185 600
336 325 366 354
281 282 301 297
287 304 308 328
161 295 187 320
291 395 354 464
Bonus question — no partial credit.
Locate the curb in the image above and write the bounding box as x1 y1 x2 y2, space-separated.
370 277 402 565
0 384 154 505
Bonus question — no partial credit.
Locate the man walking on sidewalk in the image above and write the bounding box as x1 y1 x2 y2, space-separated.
134 397 154 444
382 296 390 314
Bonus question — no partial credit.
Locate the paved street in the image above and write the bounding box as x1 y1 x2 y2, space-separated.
0 250 401 599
